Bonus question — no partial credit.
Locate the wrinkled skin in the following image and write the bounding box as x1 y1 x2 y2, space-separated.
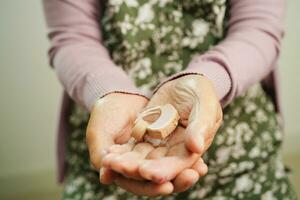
86 75 222 197
86 93 207 196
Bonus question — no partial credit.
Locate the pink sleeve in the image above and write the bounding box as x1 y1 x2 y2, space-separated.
160 0 286 107
43 0 143 111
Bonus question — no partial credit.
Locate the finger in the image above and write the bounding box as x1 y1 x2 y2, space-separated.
107 143 154 179
86 94 148 171
87 133 115 170
108 152 144 180
99 167 117 185
173 158 208 193
114 176 173 197
139 143 198 183
107 143 134 154
87 118 131 170
173 169 199 193
114 125 134 144
110 146 167 180
193 104 223 155
191 158 208 177
102 142 141 168
102 153 120 168
185 98 219 154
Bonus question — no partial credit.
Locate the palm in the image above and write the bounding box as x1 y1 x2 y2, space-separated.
86 93 148 170
101 77 209 183
103 75 222 184
147 77 200 127
102 125 199 183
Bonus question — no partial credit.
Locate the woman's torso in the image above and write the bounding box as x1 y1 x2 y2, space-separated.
60 1 296 199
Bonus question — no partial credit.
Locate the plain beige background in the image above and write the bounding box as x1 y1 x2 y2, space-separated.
0 0 299 199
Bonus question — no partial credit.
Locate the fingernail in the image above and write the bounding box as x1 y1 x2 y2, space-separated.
153 175 165 184
99 167 104 177
199 136 204 146
158 178 166 184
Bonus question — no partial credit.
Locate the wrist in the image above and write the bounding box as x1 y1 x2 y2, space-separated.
154 63 231 104
173 74 218 97
92 92 148 112
186 61 231 101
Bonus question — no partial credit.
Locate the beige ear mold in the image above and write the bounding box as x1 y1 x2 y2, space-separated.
132 104 180 143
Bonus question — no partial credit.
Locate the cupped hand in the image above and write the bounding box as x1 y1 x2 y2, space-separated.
149 74 223 154
102 126 209 192
101 75 222 195
102 157 208 197
86 93 148 171
86 92 207 197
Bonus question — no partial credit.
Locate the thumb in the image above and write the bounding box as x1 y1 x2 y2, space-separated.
86 93 148 170
86 122 115 170
184 99 218 154
86 107 132 170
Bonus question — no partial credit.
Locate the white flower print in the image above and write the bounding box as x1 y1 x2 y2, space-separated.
189 187 211 199
158 0 172 7
136 3 155 24
212 196 227 200
255 109 268 123
262 191 276 200
245 102 257 113
103 195 117 200
74 176 85 185
110 0 123 6
182 37 192 46
83 191 94 200
215 134 225 145
254 183 262 194
238 161 254 171
214 5 226 36
234 174 254 193
192 19 210 37
110 0 138 7
216 146 231 164
118 14 134 35
129 57 152 80
220 164 234 177
249 146 260 158
164 62 182 74
65 184 76 194
274 129 282 141
125 0 138 7
172 10 182 23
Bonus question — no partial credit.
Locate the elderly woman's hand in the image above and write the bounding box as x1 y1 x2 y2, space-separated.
86 93 148 171
101 75 222 196
86 92 207 197
135 74 223 183
150 74 223 154
102 125 209 196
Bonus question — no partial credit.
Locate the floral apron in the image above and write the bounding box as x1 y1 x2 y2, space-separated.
62 0 297 199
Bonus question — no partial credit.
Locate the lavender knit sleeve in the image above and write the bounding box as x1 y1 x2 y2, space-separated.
43 0 143 111
157 0 286 107
44 0 286 110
